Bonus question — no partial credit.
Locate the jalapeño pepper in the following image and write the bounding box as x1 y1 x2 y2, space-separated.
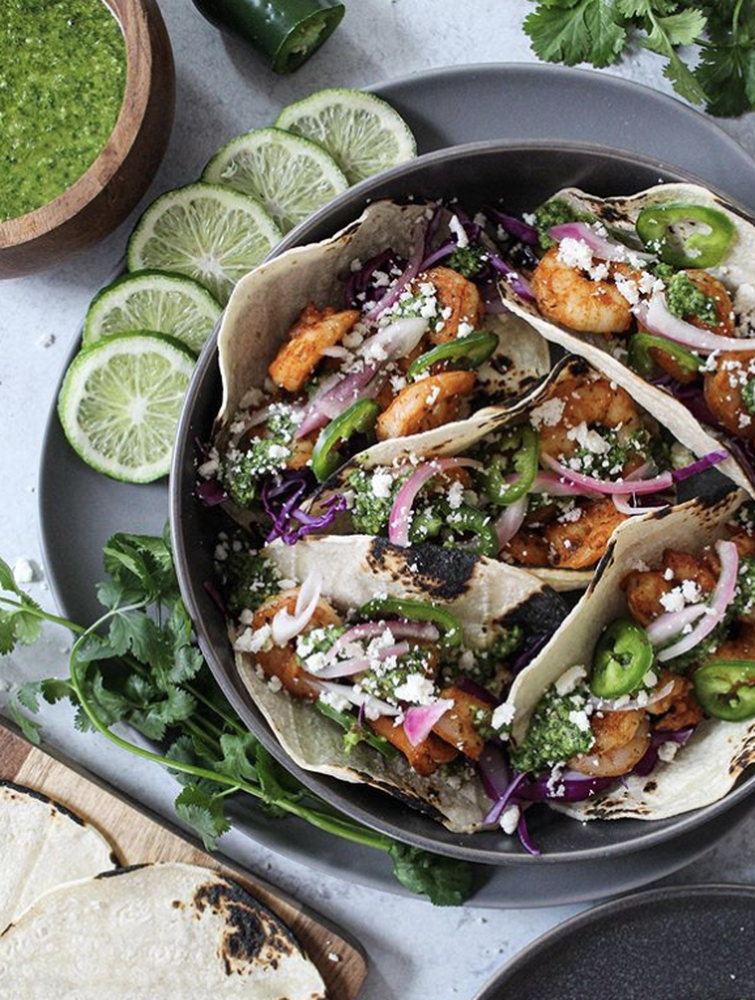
635 203 736 269
590 618 655 699
358 597 463 648
693 660 755 722
315 701 399 758
627 332 703 379
192 0 345 74
311 399 380 482
483 427 540 506
406 330 499 381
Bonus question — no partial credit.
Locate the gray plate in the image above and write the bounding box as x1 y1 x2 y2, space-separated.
474 882 755 998
39 65 755 906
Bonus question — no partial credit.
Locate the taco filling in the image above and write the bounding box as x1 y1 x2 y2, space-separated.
325 359 726 578
496 184 755 489
497 497 755 831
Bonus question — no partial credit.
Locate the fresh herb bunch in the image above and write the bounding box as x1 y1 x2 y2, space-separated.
0 533 473 906
524 0 755 117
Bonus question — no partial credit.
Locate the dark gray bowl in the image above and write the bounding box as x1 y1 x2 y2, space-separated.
170 140 755 868
474 883 755 999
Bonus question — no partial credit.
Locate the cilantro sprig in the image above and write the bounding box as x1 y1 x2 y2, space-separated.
0 534 474 906
523 0 755 116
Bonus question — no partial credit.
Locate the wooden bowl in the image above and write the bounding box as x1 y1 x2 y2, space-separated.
0 0 175 278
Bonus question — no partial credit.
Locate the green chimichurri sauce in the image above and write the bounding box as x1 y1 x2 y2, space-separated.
0 0 127 221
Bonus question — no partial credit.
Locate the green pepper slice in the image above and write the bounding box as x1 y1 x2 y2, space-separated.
635 203 736 269
693 660 755 722
406 330 499 381
627 332 703 379
311 399 380 482
315 701 400 758
408 500 499 557
358 597 463 648
192 0 345 74
590 618 655 699
483 426 540 506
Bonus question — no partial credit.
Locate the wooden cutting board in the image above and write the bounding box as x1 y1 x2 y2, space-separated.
0 720 366 1000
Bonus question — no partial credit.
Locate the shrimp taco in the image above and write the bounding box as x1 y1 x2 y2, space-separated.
200 199 550 538
493 490 755 832
306 355 730 591
215 533 568 833
496 182 755 494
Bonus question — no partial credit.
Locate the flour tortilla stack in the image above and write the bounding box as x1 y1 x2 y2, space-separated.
0 862 327 999
0 780 117 932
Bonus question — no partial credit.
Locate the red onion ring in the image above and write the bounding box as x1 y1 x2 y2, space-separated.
548 222 654 262
636 293 755 354
541 454 674 496
388 458 483 547
271 571 323 645
495 496 529 549
403 699 454 746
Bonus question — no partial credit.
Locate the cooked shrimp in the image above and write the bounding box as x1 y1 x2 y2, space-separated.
544 498 627 570
647 271 735 384
569 709 650 778
622 549 717 627
411 266 485 344
501 529 552 568
375 370 476 440
368 715 458 776
537 374 644 469
649 673 704 731
531 246 636 335
268 303 360 393
250 592 342 700
709 621 755 663
703 350 755 443
431 686 491 761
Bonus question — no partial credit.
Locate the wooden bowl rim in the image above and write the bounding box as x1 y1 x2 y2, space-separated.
0 0 154 245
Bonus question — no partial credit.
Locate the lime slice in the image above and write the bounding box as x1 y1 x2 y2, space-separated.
58 332 196 483
202 128 349 234
126 183 282 306
83 271 222 355
275 88 417 185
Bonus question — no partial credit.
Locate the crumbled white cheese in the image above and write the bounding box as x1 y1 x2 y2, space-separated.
447 480 465 510
568 709 591 732
394 674 435 704
658 741 680 763
239 387 264 410
448 214 469 248
529 397 566 430
566 421 610 454
36 333 55 349
319 690 351 713
500 804 521 835
234 624 273 654
557 237 594 272
491 700 516 731
555 665 587 697
371 470 394 499
12 558 35 585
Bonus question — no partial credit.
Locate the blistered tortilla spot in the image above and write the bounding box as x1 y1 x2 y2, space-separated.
95 863 150 879
1 779 88 827
642 780 658 794
367 537 478 600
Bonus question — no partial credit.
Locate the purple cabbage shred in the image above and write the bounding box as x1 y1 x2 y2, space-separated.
262 472 347 545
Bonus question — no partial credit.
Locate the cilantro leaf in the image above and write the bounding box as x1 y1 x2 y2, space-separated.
175 784 230 851
697 42 755 116
389 843 475 906
0 613 16 655
0 557 20 595
9 699 42 745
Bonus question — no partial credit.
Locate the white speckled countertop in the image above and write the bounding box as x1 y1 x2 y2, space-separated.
3 3 755 997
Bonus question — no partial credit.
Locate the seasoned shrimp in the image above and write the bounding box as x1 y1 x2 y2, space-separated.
709 621 755 663
531 246 636 335
544 498 627 570
502 529 552 568
648 673 704 731
431 685 492 760
375 370 476 440
251 592 342 700
569 709 650 778
622 549 717 627
411 266 485 344
703 350 755 443
537 374 644 469
368 715 458 776
268 303 360 393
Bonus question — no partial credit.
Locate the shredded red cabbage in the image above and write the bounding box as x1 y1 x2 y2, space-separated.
515 770 615 803
454 676 497 705
488 251 536 302
262 472 347 545
483 770 529 825
632 726 696 777
511 633 551 677
344 249 403 310
486 208 539 246
672 450 729 483
196 479 229 506
517 811 541 856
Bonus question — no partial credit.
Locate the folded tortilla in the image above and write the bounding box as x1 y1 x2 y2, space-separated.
0 780 117 932
499 182 753 494
233 535 568 833
0 862 327 999
507 489 755 821
215 199 550 442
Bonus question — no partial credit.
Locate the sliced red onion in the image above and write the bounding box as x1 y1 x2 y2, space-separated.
636 294 755 354
454 676 498 706
359 316 429 365
589 679 675 713
296 362 383 439
646 603 708 646
517 811 541 856
657 540 738 662
388 458 483 547
502 471 599 498
312 642 411 681
541 454 674 495
271 570 322 645
671 450 729 483
495 496 529 550
611 494 669 516
483 770 529 825
488 252 536 302
318 681 401 718
548 222 654 262
403 699 454 747
325 620 440 661
487 209 539 246
365 223 428 322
